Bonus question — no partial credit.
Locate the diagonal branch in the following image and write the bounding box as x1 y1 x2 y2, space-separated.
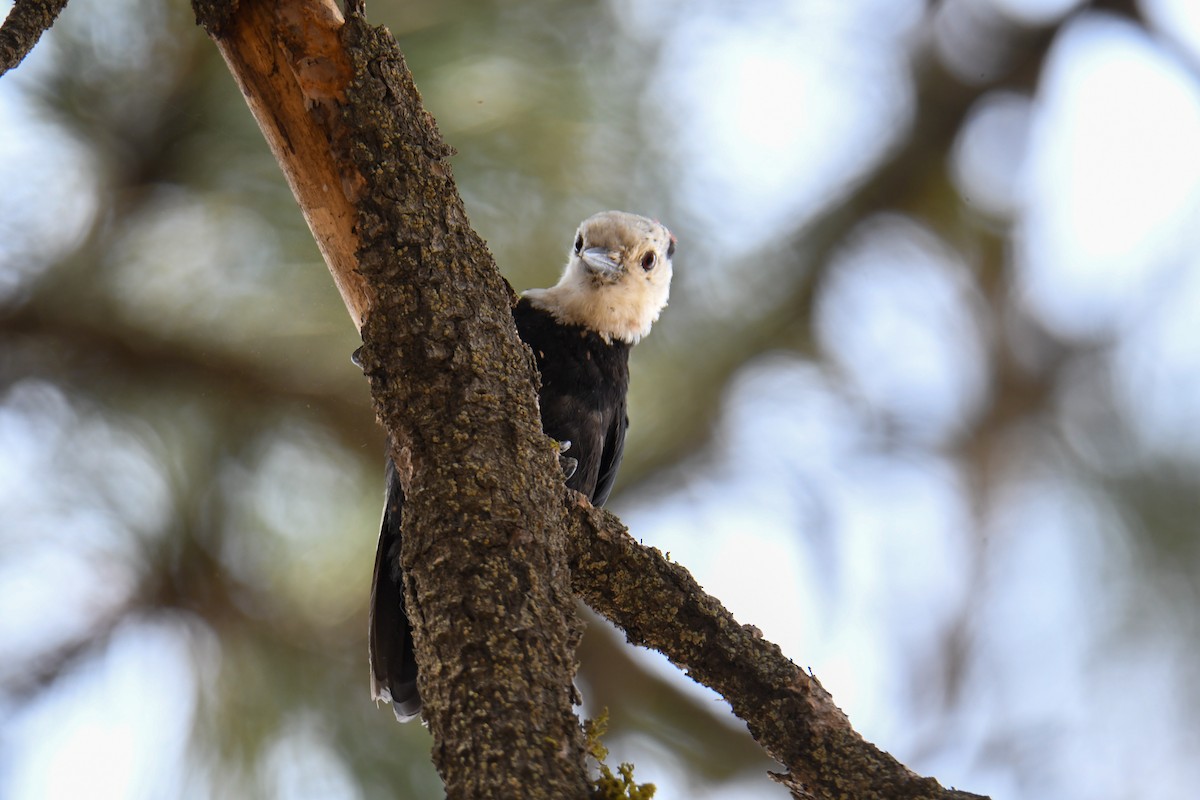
0 0 69 75
0 301 376 446
195 0 369 327
196 1 587 796
565 494 988 800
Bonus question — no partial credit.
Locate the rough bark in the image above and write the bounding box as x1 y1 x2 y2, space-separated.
341 17 590 800
196 1 589 798
188 1 989 798
0 0 70 75
564 494 988 800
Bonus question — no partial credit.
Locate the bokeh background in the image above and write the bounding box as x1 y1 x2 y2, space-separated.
3 0 1200 797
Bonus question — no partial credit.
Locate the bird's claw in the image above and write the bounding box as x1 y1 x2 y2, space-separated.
555 440 577 479
559 455 578 480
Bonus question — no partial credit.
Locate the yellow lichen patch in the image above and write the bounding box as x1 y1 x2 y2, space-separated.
584 712 656 800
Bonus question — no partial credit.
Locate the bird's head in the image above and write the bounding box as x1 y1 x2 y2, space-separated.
525 210 675 344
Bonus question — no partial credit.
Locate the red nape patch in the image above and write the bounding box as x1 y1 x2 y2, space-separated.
651 219 677 247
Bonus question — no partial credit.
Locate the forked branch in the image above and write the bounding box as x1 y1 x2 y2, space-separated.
189 1 988 797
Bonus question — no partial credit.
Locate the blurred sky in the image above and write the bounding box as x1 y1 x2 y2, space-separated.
4 0 1200 798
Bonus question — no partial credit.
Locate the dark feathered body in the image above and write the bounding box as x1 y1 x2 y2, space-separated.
512 297 631 505
369 299 633 719
368 458 417 718
368 210 672 721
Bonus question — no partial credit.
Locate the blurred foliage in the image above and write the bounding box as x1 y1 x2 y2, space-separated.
3 0 1200 798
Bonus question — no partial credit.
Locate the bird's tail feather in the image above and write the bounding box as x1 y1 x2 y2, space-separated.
368 458 422 722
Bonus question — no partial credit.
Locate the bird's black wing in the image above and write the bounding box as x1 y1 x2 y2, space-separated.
513 298 631 505
591 406 627 507
368 457 422 721
538 389 607 501
372 299 633 722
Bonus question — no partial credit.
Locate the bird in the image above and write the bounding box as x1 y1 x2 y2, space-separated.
368 210 675 721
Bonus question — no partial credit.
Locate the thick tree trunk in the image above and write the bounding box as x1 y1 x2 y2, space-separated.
343 17 590 793
193 1 589 797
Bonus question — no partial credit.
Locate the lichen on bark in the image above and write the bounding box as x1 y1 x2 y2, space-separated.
339 14 590 799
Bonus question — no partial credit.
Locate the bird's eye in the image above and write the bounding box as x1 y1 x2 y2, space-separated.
574 234 584 254
640 252 656 271
666 238 676 259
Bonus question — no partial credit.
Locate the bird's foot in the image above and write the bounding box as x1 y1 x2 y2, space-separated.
557 440 577 479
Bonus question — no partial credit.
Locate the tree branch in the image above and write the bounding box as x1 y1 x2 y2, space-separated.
340 15 590 798
0 301 374 444
194 1 991 797
564 494 987 800
197 2 588 796
0 0 69 75
196 0 369 327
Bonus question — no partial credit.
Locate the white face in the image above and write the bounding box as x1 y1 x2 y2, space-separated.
524 211 675 344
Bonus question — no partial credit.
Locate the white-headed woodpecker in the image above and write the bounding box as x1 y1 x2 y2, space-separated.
368 210 675 721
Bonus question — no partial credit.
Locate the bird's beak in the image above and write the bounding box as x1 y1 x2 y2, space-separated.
580 247 621 275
